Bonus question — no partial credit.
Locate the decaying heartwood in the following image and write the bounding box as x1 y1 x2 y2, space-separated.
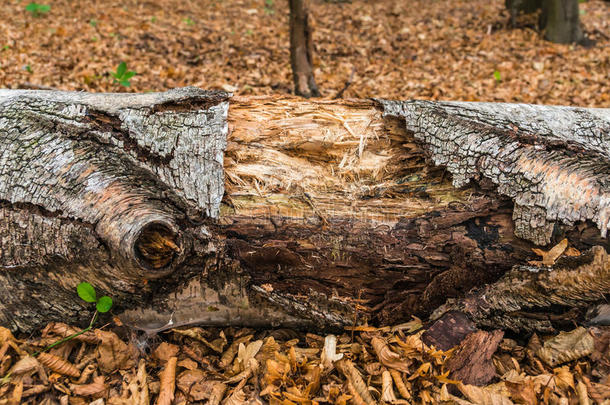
0 87 608 334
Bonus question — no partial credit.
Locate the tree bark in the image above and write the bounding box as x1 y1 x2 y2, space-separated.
504 0 585 44
289 0 320 98
540 0 584 44
505 0 543 27
0 88 609 334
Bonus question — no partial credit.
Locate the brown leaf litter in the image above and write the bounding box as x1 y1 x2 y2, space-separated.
0 320 608 403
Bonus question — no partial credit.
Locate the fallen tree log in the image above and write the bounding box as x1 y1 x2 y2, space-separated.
0 88 608 334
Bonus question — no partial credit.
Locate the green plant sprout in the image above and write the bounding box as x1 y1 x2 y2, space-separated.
25 3 50 17
493 70 502 83
34 282 112 356
264 0 275 15
111 62 136 87
183 17 195 26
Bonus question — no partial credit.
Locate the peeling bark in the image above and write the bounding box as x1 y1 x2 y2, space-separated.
434 246 610 333
379 100 610 246
446 330 504 387
0 89 609 334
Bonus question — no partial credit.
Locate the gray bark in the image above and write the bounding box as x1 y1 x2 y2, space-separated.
380 100 610 245
0 88 231 331
1 89 609 334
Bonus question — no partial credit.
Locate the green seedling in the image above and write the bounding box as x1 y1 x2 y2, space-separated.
264 0 275 15
111 62 136 87
25 3 50 17
89 19 98 27
34 282 112 356
493 70 501 83
184 17 195 26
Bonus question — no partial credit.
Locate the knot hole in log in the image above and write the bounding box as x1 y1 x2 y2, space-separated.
134 221 182 273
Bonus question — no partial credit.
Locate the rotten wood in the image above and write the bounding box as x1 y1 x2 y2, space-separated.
0 89 609 335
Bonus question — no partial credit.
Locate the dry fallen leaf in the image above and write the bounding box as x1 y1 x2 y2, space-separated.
7 355 40 377
458 382 514 405
94 330 135 373
335 359 375 405
536 327 595 367
70 375 108 398
371 336 411 373
37 353 80 378
176 369 220 401
156 356 177 405
153 342 180 364
530 238 568 266
380 369 397 402
172 328 227 353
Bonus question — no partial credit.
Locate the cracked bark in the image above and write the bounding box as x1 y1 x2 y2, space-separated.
1 89 609 334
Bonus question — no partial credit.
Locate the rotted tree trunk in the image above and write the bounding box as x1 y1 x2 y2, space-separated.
0 88 609 335
289 0 320 98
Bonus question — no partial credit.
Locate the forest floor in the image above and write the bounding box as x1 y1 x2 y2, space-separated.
0 0 610 404
0 0 609 106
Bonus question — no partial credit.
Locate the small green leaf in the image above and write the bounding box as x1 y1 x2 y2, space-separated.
96 296 113 313
493 70 501 82
25 3 50 16
116 62 127 77
120 80 131 87
89 19 97 27
123 71 136 80
77 282 97 303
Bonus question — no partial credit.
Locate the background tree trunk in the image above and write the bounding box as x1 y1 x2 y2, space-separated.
541 0 584 43
1 89 609 334
505 0 543 27
504 0 585 44
289 0 320 98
